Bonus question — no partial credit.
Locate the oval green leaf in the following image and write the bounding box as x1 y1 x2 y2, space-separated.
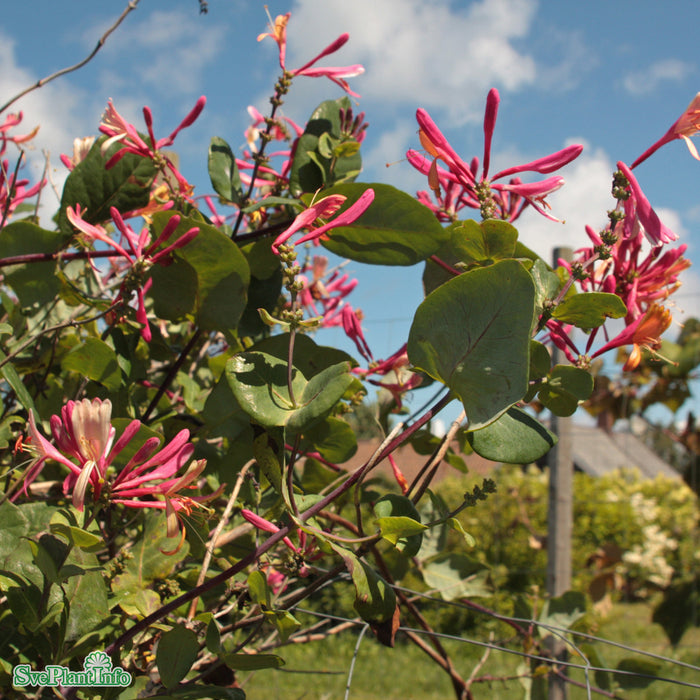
552 292 626 328
408 260 535 429
538 364 594 416
149 212 250 333
466 407 557 463
320 183 449 266
156 624 199 688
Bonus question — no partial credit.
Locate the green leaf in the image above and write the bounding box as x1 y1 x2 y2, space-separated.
250 333 356 377
423 219 521 295
538 365 594 416
552 292 626 328
652 577 700 645
375 516 427 546
289 98 361 195
446 517 476 548
453 218 518 267
332 544 396 623
156 624 199 688
539 591 587 632
251 424 284 493
0 221 69 308
408 260 535 429
530 258 563 319
319 183 449 266
226 352 353 433
49 516 104 552
300 416 357 464
58 136 157 233
247 569 270 607
0 349 36 415
373 494 424 557
149 212 250 333
112 512 189 601
61 337 122 391
221 653 285 670
466 407 557 463
208 136 242 204
264 608 301 642
615 658 661 689
420 552 491 600
204 615 221 654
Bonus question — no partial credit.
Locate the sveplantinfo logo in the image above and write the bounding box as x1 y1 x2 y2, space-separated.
12 651 132 689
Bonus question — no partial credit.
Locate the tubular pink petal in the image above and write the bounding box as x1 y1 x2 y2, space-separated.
150 227 199 263
617 162 678 245
292 33 350 75
72 460 97 511
163 96 206 146
241 509 298 552
482 88 500 180
295 188 374 246
272 194 348 253
494 144 583 181
66 206 132 259
147 214 182 252
632 93 700 168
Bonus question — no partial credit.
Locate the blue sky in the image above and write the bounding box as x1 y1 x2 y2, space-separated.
3 0 700 425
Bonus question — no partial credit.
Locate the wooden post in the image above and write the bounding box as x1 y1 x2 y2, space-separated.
547 246 573 700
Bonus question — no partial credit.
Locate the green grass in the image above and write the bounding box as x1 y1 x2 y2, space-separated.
239 603 700 700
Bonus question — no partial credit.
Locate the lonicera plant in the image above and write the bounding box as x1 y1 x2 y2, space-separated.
0 6 695 698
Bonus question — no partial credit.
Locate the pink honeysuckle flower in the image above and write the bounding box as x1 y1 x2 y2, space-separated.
241 508 321 577
0 160 44 225
591 304 672 370
631 93 700 169
271 188 375 254
20 398 218 550
351 343 423 409
617 161 678 245
342 304 373 362
0 111 40 157
257 11 364 97
297 256 359 326
257 12 290 69
60 136 96 171
388 454 409 495
99 96 205 197
492 176 566 222
66 205 199 341
409 89 583 221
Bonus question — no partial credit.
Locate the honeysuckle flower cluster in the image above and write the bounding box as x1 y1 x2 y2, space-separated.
66 205 199 341
408 89 583 222
353 343 423 410
542 93 700 372
296 255 358 327
271 188 375 254
21 399 218 548
258 12 365 97
0 112 44 226
0 111 39 156
99 96 206 199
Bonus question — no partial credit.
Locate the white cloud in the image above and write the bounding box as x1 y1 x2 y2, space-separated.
0 31 95 216
93 10 227 100
287 0 538 124
623 59 694 96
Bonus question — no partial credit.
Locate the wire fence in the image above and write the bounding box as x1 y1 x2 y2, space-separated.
230 548 700 700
